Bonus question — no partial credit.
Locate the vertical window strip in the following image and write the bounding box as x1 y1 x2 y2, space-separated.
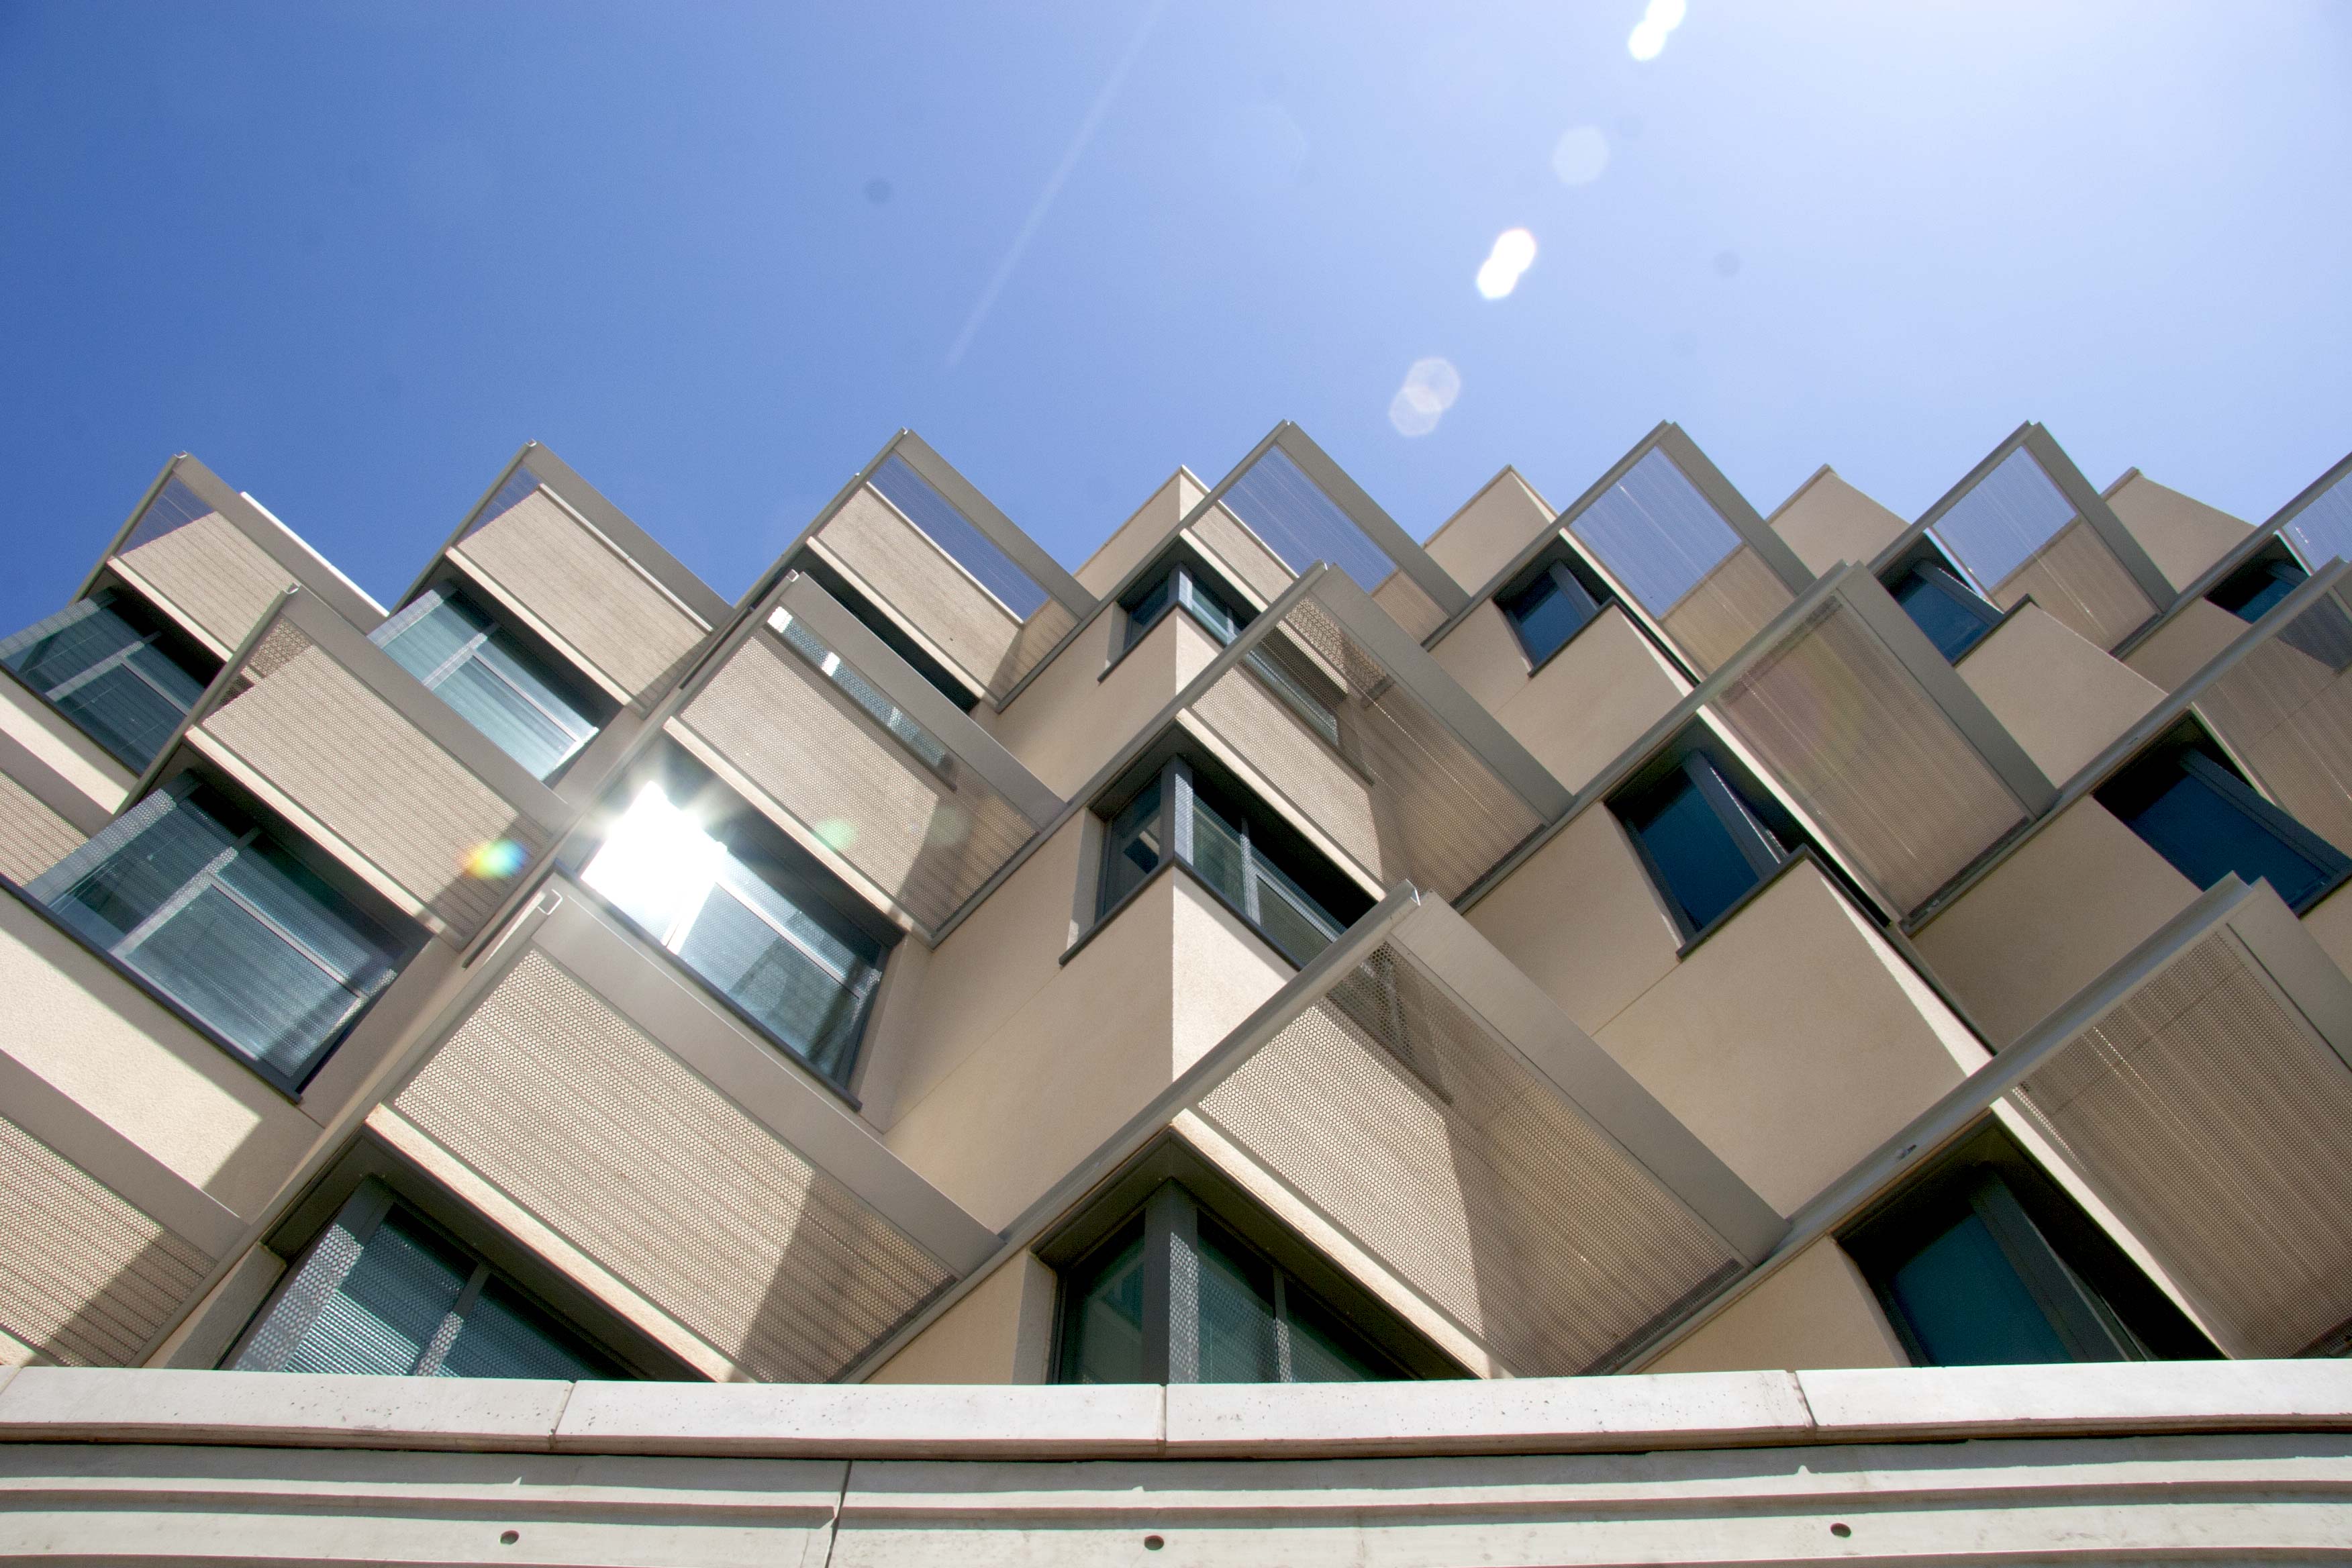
770 607 952 774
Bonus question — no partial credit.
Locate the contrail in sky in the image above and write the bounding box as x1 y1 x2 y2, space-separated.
945 0 1171 370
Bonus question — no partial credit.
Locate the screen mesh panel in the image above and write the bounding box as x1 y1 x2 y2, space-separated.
1932 447 2079 591
199 620 548 939
2008 926 2352 1357
1991 518 2158 651
452 485 707 699
1194 943 1742 1375
1186 597 1549 901
2192 590 2352 859
1567 448 1741 620
394 948 954 1382
115 499 296 654
1218 447 1400 597
869 454 1049 620
1659 544 1796 674
2286 470 2352 570
677 630 1036 934
1716 599 2027 913
0 773 83 884
1189 503 1297 608
0 1114 211 1367
816 486 1075 703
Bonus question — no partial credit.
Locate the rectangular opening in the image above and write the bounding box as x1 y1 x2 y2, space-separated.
0 587 220 769
2094 723 2352 914
373 582 611 783
1496 546 1610 669
1882 546 2002 663
1610 738 1793 941
2207 549 2309 624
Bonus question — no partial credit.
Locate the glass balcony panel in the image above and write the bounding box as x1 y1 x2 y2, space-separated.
871 454 1049 620
2284 469 2352 569
2192 587 2352 859
1931 447 2079 592
113 477 299 654
1567 448 1742 621
1220 446 1396 597
0 595 209 769
1283 1287 1387 1381
1994 518 2158 650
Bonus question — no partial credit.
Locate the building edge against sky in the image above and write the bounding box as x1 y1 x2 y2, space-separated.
1 415 2351 1558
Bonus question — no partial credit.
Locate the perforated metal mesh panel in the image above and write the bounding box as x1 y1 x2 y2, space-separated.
2193 590 2352 859
1990 518 2158 651
1716 598 2028 912
0 773 83 883
677 630 1036 934
114 507 296 653
393 949 954 1382
0 1115 212 1366
1194 942 1742 1375
1187 597 1550 901
199 622 548 938
2008 926 2352 1357
1660 544 1796 674
452 488 708 700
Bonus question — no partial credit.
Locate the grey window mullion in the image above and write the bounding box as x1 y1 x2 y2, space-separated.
1686 754 1784 882
1142 1183 1202 1385
411 1262 493 1376
38 635 152 703
111 844 244 962
1167 760 1195 871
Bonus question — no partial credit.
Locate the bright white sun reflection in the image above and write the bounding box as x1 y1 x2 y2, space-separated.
1628 0 1687 60
1475 228 1538 300
581 781 727 938
1389 358 1462 438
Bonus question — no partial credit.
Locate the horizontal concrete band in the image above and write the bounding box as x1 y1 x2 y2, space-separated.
0 1362 2347 1459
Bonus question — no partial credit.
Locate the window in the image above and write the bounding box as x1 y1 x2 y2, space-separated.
2207 554 2308 624
1844 1128 2213 1367
1887 558 2002 663
1498 558 1604 667
373 585 601 781
231 1180 623 1379
788 555 981 714
1095 758 1355 967
2096 737 2350 913
25 779 408 1090
1121 562 1244 652
0 590 215 769
1613 748 1791 938
581 773 890 1086
1057 1182 1412 1384
770 605 951 774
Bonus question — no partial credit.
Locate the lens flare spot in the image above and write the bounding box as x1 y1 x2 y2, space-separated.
926 805 970 846
815 818 859 853
1551 126 1609 186
1388 357 1463 438
465 839 528 880
1628 0 1686 60
1475 228 1537 300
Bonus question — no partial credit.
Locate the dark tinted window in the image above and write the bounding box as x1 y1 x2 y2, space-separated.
1889 560 2000 662
2098 744 2349 912
1617 753 1784 936
2207 556 2308 624
0 591 214 769
1500 562 1602 666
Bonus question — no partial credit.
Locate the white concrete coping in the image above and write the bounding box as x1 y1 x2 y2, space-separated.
0 1363 2345 1459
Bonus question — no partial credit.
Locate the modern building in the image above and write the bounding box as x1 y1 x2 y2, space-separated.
1 420 2350 1561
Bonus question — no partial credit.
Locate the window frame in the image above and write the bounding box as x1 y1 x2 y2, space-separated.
1883 554 2004 663
0 583 221 770
1611 743 1792 945
1495 552 1610 672
373 579 612 783
2207 551 2311 625
2094 728 2352 915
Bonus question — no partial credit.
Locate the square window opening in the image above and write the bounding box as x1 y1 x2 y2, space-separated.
373 581 612 783
2095 724 2351 913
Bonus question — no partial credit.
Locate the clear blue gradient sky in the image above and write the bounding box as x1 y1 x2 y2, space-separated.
2 1 2347 628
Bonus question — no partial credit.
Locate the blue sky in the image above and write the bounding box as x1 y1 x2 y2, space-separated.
2 1 2347 629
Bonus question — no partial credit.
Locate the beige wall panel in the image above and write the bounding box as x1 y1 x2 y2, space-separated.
1075 472 1205 597
201 629 548 940
1428 599 1530 720
1957 602 2164 786
0 897 320 1220
1768 469 1908 578
2126 598 2248 691
1660 545 1792 674
1647 1238 1908 1373
991 599 1077 699
1465 807 1683 1037
816 487 1024 699
866 1253 1056 1385
885 875 1289 1230
2196 632 2352 860
2300 883 2352 976
1187 504 1295 609
2107 473 2250 593
0 1114 212 1367
0 682 130 818
1991 519 2157 651
1424 471 1554 595
452 491 707 699
1912 798 2200 1048
1494 605 1692 794
1369 571 1444 642
1596 862 1980 1214
114 511 296 655
1189 663 1383 885
990 611 1220 798
0 773 82 884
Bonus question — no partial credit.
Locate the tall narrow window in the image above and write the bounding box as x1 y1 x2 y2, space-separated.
1121 562 1246 652
232 1181 623 1379
582 777 888 1085
1613 750 1788 938
0 590 214 769
771 606 951 774
1498 560 1603 667
2096 740 2350 912
26 780 407 1089
1887 558 2002 663
2207 555 2308 624
373 585 601 781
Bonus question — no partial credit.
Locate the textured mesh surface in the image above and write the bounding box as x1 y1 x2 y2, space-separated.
199 624 548 938
1990 518 2158 651
394 948 954 1382
678 630 1037 934
1932 447 2078 589
1219 447 1398 597
0 773 83 884
452 488 708 699
2010 928 2352 1357
1716 599 2027 912
1189 503 1297 608
1187 598 1549 900
2194 591 2352 859
115 507 295 654
1195 943 1741 1375
2284 469 2352 570
1659 544 1796 674
1567 448 1741 618
0 1115 211 1366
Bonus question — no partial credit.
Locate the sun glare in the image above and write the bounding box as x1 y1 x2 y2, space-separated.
1388 357 1463 438
1628 0 1687 61
1475 228 1538 300
581 781 727 936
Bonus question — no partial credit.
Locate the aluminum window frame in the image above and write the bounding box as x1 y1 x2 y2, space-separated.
2112 448 2352 660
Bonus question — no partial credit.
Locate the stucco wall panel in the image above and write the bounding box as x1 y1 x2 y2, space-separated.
1647 1237 1908 1374
1466 807 1683 1037
1957 602 2163 787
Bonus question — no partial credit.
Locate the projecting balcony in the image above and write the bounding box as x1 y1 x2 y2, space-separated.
369 880 996 1383
176 588 570 946
665 571 1061 942
424 443 726 710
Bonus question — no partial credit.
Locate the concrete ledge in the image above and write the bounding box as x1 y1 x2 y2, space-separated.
1165 1371 1810 1456
0 1364 2346 1459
